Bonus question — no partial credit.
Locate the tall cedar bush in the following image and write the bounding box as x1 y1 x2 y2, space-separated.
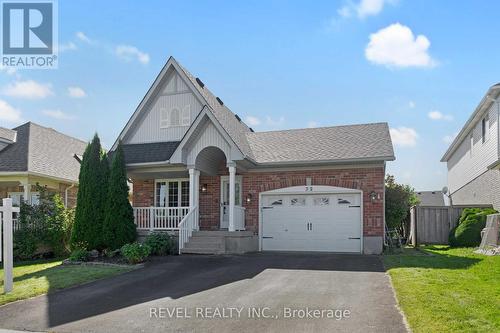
71 134 108 250
102 143 137 249
385 175 419 234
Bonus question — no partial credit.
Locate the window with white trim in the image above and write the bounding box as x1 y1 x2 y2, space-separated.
155 180 189 207
482 116 490 143
290 197 306 206
160 105 191 128
169 108 180 127
313 197 330 206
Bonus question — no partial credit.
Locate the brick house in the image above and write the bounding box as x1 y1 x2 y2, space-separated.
112 57 395 255
0 122 86 209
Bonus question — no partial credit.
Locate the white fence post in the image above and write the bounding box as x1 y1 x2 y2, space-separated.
1 198 19 293
149 207 154 231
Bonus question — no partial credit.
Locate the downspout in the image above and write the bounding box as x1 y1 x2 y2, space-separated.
65 183 76 207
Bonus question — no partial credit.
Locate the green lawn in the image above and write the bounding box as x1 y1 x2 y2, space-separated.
0 259 133 306
384 245 500 333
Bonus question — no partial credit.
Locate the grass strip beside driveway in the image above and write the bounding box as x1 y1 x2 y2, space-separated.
0 259 133 306
384 245 500 333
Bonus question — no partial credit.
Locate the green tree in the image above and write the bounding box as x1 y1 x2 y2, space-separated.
102 143 136 249
71 134 108 250
385 175 419 235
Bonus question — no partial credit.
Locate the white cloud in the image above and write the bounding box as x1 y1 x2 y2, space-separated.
42 109 75 120
337 6 352 18
443 132 458 144
243 115 285 129
390 127 418 147
244 116 261 126
265 116 285 127
0 65 17 76
408 101 416 108
76 31 92 44
365 23 436 68
2 80 54 99
428 110 453 121
337 0 394 19
357 0 386 18
58 42 77 52
115 45 150 65
67 86 86 98
307 121 320 128
0 99 22 123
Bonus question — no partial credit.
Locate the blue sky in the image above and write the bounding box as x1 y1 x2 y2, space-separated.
1 0 499 190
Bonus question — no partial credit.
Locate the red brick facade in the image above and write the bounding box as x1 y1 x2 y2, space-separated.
132 166 385 237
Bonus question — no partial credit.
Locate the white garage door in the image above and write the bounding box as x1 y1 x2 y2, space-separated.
261 192 362 253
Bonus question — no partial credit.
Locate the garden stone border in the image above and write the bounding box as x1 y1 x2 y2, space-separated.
62 259 145 269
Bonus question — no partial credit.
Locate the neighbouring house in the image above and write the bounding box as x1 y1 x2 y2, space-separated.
416 190 449 206
441 84 500 210
112 57 395 255
0 122 87 208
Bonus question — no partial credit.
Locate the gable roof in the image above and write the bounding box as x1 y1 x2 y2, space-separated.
177 64 255 160
0 127 17 143
113 56 395 166
246 123 395 164
0 122 87 182
441 83 500 162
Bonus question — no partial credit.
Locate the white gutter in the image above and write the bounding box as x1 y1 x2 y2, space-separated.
0 171 77 184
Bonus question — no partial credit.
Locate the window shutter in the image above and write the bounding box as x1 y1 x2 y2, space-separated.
181 105 191 126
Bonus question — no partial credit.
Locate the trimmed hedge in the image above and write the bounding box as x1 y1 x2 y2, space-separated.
144 232 175 256
449 207 497 247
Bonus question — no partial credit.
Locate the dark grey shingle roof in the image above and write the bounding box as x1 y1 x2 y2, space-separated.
246 123 395 164
121 142 180 164
0 127 16 142
178 64 255 160
0 122 87 182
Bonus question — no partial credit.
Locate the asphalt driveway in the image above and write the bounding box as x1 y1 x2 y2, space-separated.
0 253 407 333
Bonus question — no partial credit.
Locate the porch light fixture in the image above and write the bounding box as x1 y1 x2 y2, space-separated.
246 193 252 203
201 184 208 192
369 191 379 202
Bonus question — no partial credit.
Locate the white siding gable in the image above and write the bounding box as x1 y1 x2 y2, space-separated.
124 70 203 144
447 100 499 194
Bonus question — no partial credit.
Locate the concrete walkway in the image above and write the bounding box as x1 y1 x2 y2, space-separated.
0 253 407 333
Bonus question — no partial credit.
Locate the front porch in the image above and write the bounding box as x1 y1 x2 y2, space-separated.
130 146 252 253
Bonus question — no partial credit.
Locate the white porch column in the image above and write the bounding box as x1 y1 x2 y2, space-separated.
228 165 236 232
22 182 31 204
194 170 200 230
188 168 195 209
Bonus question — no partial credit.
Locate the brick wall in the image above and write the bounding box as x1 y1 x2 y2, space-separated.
132 179 155 206
131 166 386 237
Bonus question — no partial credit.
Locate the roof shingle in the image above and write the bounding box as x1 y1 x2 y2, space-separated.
0 122 87 182
246 123 395 164
121 141 180 164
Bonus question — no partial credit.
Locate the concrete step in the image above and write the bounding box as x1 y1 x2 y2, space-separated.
180 247 224 255
184 240 224 250
192 230 253 237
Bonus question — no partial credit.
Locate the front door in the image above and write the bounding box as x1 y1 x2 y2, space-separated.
220 176 242 229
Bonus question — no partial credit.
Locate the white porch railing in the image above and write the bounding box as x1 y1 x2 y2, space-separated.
178 206 198 254
234 205 246 231
133 207 189 230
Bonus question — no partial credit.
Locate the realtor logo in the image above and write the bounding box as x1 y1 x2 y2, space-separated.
1 0 58 68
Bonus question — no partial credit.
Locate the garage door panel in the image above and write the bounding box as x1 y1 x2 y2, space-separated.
262 192 362 253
